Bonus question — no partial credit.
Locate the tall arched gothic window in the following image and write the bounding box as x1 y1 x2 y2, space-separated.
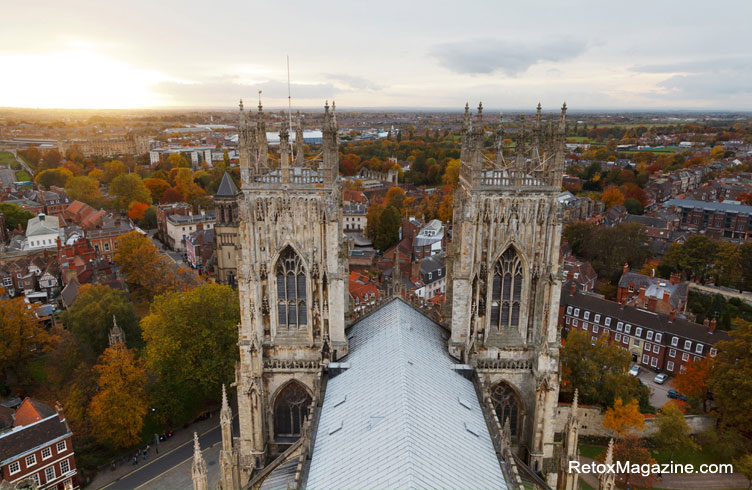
276 247 307 328
490 382 523 438
273 381 312 439
490 248 523 329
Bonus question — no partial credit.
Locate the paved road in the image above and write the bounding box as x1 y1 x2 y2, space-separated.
101 424 222 490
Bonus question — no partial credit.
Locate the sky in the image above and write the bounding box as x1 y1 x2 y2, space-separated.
2 0 751 110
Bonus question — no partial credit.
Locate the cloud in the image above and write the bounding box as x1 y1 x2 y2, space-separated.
631 58 752 98
325 73 383 91
430 38 588 75
152 78 336 106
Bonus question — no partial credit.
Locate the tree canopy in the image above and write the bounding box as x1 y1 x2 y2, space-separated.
0 202 34 231
61 284 141 363
89 345 148 449
141 283 239 423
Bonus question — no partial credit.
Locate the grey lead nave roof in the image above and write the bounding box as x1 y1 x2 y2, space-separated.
305 299 508 490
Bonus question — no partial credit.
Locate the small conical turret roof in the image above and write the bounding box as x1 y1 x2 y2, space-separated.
215 171 240 197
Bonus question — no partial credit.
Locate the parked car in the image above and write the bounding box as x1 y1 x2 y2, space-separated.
628 365 641 377
654 373 669 384
668 390 686 401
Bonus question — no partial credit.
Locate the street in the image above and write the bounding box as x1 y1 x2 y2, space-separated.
100 424 222 490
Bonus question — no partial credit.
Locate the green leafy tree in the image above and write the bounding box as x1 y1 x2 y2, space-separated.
61 284 141 363
40 149 61 170
709 320 752 430
141 283 239 422
0 299 56 389
35 168 73 189
661 234 718 282
561 329 645 408
653 402 698 458
0 203 34 231
733 454 752 490
103 160 128 183
110 173 152 210
65 176 102 206
624 197 643 215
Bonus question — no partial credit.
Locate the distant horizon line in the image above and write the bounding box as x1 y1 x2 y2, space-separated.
2 105 752 114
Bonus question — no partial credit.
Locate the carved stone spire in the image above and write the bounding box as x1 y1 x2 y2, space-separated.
220 384 233 451
534 102 543 147
108 315 125 348
495 113 505 167
559 388 581 490
280 119 290 183
191 432 208 490
322 100 339 183
393 249 401 297
598 439 616 490
295 111 305 165
256 97 268 168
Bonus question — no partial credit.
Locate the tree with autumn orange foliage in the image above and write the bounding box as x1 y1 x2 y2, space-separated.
601 185 625 209
0 299 57 389
602 397 645 437
674 357 714 410
144 178 171 203
128 201 149 222
161 187 183 203
114 231 174 298
438 193 453 224
89 344 148 449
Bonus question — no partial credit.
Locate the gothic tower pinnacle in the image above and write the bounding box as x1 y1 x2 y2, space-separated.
191 433 208 490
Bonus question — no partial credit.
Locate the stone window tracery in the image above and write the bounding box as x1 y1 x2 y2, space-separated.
276 247 307 328
490 382 523 438
273 381 311 438
490 248 523 329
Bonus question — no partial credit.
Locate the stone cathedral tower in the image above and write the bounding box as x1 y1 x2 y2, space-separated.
445 102 566 483
233 99 347 476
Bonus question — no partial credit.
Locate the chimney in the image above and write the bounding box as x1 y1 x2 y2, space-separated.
709 317 716 333
55 401 65 421
663 290 671 304
703 318 709 327
669 310 676 322
638 285 646 300
620 297 627 309
569 282 577 296
670 272 681 285
623 262 629 275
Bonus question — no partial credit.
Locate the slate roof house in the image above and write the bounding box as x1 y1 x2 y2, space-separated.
0 398 78 490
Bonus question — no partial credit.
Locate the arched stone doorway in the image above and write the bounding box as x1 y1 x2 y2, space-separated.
490 381 524 439
273 381 312 440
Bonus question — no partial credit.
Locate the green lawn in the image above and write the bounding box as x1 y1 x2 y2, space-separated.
0 151 21 170
579 443 605 460
15 170 31 181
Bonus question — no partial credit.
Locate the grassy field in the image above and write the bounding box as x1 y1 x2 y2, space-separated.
0 151 21 169
15 170 31 181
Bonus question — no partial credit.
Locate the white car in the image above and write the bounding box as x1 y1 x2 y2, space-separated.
628 365 641 377
654 373 669 384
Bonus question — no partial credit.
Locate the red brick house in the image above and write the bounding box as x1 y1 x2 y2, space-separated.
0 398 79 490
559 282 729 375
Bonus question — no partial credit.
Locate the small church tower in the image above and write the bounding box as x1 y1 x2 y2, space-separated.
108 315 126 348
445 102 566 484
